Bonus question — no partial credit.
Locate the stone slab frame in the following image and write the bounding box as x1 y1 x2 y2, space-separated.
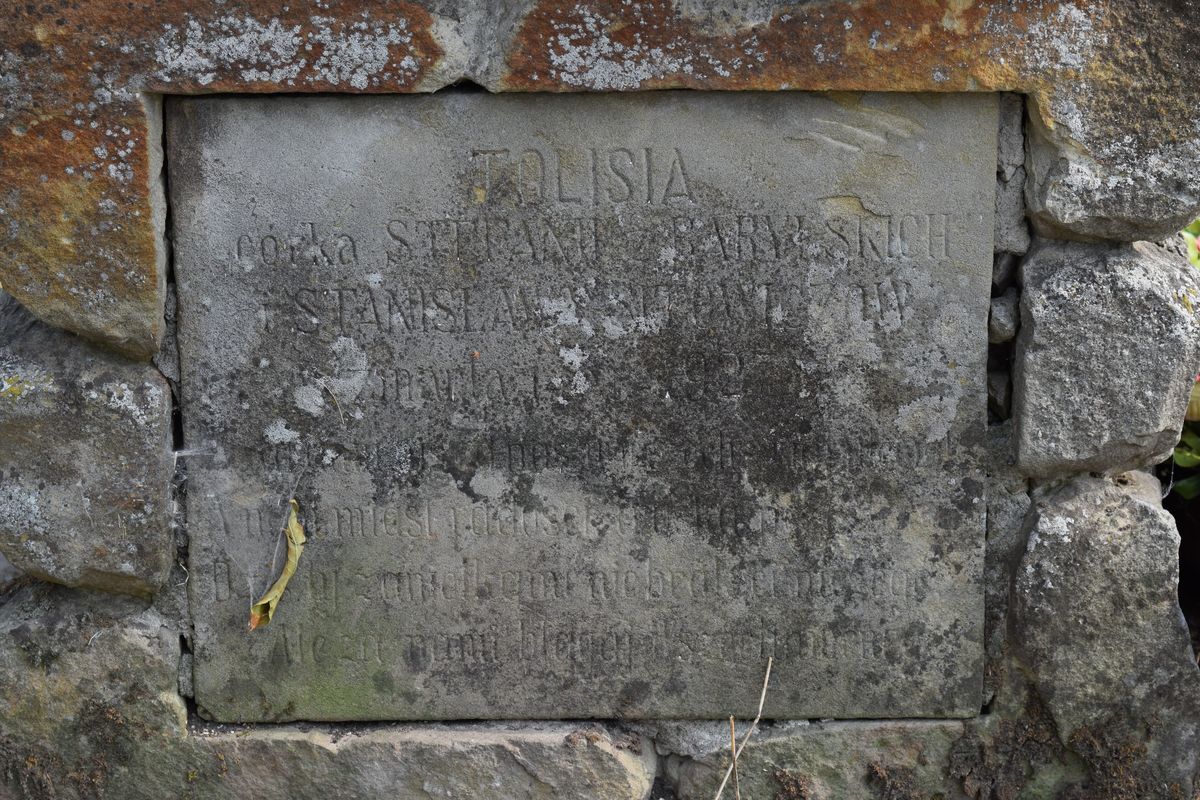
0 0 1196 358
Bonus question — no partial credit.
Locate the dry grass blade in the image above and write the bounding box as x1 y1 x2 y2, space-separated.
319 379 346 426
713 657 773 800
730 716 741 800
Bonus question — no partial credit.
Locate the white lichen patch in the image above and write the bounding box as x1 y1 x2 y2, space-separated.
263 418 300 445
600 316 628 338
539 294 595 337
558 344 590 394
102 381 163 426
326 336 367 402
0 484 45 534
894 393 958 444
1026 3 1104 72
0 360 53 401
468 468 508 500
309 16 417 90
154 16 305 85
153 12 423 89
293 384 326 416
1022 513 1077 592
543 8 757 89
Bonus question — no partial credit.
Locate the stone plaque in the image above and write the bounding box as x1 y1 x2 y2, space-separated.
169 92 995 722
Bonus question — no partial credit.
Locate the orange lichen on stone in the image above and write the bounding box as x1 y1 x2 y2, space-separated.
0 0 1197 352
500 0 1053 93
1 100 161 355
0 1 444 358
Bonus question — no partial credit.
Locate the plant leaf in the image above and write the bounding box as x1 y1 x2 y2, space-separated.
249 499 307 630
1174 447 1200 468
1185 383 1200 423
1185 231 1200 269
1180 425 1200 450
1174 474 1200 500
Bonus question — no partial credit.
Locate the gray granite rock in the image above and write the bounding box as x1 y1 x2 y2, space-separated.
168 91 995 721
674 720 964 799
0 293 174 597
1011 472 1200 794
988 288 1019 344
1013 241 1200 477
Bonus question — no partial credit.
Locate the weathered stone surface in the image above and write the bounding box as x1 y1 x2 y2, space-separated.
988 370 1012 420
948 685 1085 800
995 180 1030 258
0 582 185 800
125 724 656 800
674 720 965 800
0 554 20 595
1013 241 1200 477
995 95 1024 187
3 1 1198 349
995 94 1031 256
992 252 1019 293
0 93 168 359
1025 105 1200 244
988 288 1019 344
0 293 174 597
12 722 656 800
1021 2 1200 242
0 582 654 800
631 721 729 761
1160 232 1193 263
169 91 993 721
1011 472 1200 795
981 423 1029 706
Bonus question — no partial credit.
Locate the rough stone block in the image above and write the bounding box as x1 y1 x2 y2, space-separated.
1026 94 1200 243
981 423 1029 705
1012 472 1200 793
128 725 656 800
0 294 174 596
0 553 20 595
995 94 1025 187
0 583 185 799
0 582 656 800
1013 241 1200 477
994 94 1030 256
674 719 964 799
995 176 1031 255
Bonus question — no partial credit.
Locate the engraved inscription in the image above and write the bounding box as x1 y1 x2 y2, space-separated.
171 91 995 721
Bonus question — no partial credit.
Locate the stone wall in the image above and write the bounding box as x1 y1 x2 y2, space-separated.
2 2 1199 799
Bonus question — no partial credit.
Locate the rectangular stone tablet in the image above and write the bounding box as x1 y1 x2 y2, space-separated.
168 91 995 722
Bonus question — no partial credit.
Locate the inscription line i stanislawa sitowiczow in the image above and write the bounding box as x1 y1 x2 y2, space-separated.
168 91 996 722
